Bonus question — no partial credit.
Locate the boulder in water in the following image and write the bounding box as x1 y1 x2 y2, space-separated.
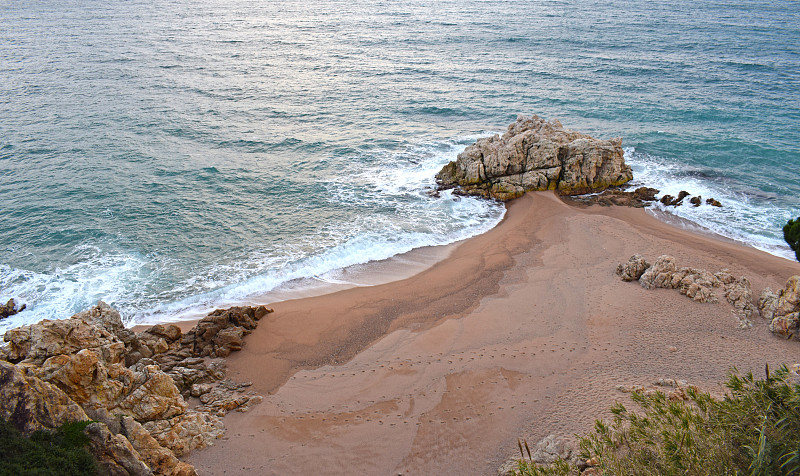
435 115 632 200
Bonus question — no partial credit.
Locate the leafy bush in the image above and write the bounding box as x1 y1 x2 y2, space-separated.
514 366 800 475
0 419 98 476
785 217 800 262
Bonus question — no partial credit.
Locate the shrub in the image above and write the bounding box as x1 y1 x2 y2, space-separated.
785 217 800 262
578 366 800 476
513 366 800 475
0 419 98 476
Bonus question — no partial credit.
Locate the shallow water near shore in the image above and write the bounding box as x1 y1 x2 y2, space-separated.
1 0 798 329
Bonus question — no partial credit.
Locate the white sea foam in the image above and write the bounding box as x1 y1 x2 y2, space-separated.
11 140 792 332
1 136 505 330
0 245 153 332
135 136 506 324
625 148 795 260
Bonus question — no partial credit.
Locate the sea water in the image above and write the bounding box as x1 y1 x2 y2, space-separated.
1 0 798 330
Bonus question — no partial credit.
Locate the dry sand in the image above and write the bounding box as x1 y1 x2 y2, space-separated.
187 191 800 475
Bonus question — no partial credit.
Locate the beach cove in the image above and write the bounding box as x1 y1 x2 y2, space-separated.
187 191 800 475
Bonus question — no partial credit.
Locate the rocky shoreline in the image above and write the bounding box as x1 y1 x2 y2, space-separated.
0 302 271 475
0 116 791 475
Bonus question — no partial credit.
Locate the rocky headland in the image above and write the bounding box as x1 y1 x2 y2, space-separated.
0 302 271 475
435 114 633 200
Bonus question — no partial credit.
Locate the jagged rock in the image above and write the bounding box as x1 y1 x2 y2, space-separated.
0 301 270 475
690 196 702 207
530 435 574 465
616 255 651 281
143 410 224 457
706 198 723 207
629 256 757 326
435 115 632 200
0 360 88 435
639 255 678 290
660 191 690 207
120 416 197 476
775 276 800 316
0 298 26 320
165 359 226 394
85 421 153 476
37 349 127 413
181 306 272 358
761 276 800 339
758 288 780 321
197 379 263 416
3 315 125 365
34 348 187 423
569 186 660 208
639 256 720 303
115 364 187 422
190 383 214 398
770 313 799 338
724 277 758 324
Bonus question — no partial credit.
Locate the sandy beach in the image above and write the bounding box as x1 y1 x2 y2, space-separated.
187 192 800 475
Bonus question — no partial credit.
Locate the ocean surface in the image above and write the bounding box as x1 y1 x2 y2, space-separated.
1 0 799 330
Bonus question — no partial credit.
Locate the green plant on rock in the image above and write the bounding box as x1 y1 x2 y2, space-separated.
0 418 98 476
785 217 800 262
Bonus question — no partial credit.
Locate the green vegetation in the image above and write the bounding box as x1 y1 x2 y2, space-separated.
513 366 800 476
0 419 98 476
785 217 800 262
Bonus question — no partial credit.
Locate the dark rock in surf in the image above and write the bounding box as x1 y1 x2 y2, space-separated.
0 298 26 320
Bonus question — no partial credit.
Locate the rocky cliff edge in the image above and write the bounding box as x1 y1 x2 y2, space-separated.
0 302 272 476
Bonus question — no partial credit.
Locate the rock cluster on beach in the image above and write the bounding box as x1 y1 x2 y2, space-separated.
0 301 272 475
435 115 633 200
759 276 800 339
616 255 757 326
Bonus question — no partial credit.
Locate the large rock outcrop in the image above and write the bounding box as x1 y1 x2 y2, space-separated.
0 302 273 475
436 115 633 200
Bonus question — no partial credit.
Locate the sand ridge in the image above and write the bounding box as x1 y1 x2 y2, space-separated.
187 192 800 475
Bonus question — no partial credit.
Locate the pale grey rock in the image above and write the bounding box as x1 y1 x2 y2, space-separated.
436 115 632 200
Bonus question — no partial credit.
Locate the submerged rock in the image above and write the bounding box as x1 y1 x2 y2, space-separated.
436 115 632 200
0 301 273 475
660 191 691 207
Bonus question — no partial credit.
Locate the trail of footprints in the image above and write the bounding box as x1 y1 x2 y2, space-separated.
264 340 632 431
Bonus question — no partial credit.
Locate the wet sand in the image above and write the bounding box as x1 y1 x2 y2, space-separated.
187 191 800 475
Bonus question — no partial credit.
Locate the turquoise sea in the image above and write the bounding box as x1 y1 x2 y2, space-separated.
1 0 798 330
